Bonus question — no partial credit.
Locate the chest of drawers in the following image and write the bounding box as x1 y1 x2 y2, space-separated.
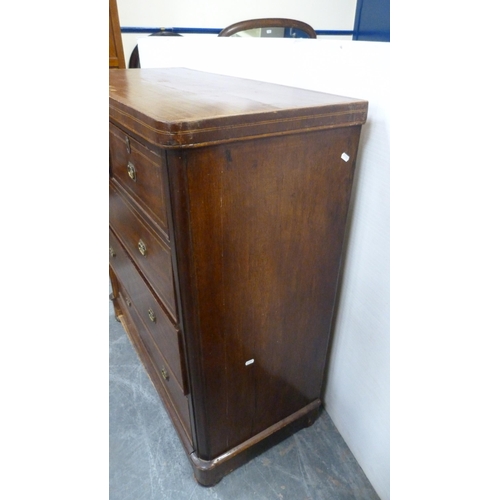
109 68 368 485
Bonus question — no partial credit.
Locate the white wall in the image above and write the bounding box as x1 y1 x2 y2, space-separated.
116 0 356 29
137 36 390 500
116 0 357 66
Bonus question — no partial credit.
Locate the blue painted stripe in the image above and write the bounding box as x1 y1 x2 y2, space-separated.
315 30 353 36
120 26 353 37
120 27 221 35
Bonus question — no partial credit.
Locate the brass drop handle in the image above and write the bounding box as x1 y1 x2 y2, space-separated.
138 239 147 256
161 368 170 381
148 308 156 323
127 161 136 181
109 246 116 258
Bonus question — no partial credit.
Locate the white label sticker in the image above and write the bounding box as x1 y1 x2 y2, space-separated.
245 359 255 366
341 152 350 162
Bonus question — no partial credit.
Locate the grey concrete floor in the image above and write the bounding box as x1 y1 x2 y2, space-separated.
109 299 380 500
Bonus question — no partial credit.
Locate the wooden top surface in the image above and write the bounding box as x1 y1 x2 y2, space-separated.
109 68 368 148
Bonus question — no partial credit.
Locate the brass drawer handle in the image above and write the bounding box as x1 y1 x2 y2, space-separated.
148 308 156 323
138 239 147 256
161 368 170 381
127 161 136 181
125 136 131 154
125 297 132 307
109 246 116 258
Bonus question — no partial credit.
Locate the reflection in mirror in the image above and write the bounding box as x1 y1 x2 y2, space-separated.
231 27 313 38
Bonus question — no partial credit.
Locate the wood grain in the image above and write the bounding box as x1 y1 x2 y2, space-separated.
109 68 368 483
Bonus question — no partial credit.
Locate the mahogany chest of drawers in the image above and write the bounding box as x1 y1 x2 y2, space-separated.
109 68 368 485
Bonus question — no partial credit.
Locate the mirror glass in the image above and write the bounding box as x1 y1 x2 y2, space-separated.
230 28 311 38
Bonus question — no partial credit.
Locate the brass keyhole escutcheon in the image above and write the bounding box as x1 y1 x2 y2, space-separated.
148 308 156 323
127 161 136 181
109 246 116 258
161 369 169 381
138 239 147 256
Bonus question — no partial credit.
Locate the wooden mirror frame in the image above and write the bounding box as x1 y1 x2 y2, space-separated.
218 18 317 38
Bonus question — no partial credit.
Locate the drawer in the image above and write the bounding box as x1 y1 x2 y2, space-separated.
110 182 178 321
128 298 191 431
116 282 192 438
109 122 170 237
109 228 187 394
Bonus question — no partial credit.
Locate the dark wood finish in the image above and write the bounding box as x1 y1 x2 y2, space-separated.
218 18 317 38
108 69 367 148
109 123 170 234
109 0 125 69
190 400 321 486
109 68 368 485
109 228 187 393
110 263 194 450
109 182 177 320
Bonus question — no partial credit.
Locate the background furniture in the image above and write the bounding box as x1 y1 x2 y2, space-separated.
109 67 367 485
218 18 317 38
109 0 125 68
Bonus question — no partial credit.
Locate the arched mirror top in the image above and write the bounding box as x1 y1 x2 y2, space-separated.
218 18 317 38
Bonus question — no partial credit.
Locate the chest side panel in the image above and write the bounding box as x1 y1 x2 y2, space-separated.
176 126 361 459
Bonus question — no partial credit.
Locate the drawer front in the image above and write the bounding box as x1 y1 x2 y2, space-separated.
109 122 170 236
110 182 178 321
127 298 191 432
110 228 188 394
116 283 192 438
